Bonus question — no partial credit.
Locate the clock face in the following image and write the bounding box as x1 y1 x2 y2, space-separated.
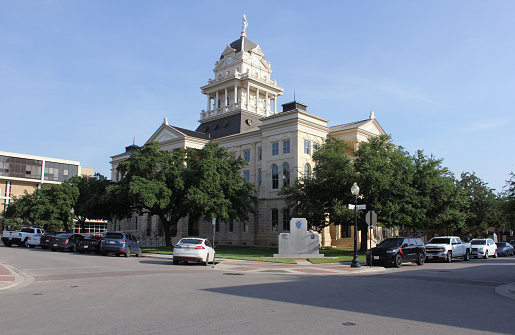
225 56 232 64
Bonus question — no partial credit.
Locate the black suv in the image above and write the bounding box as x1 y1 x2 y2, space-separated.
367 237 426 267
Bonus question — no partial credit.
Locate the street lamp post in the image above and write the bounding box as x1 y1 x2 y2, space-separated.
351 182 361 268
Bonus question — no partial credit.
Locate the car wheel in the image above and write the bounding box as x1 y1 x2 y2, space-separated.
484 251 488 259
445 251 452 263
136 248 142 257
4 241 12 247
464 250 470 261
51 248 57 252
23 239 29 247
173 259 179 265
101 252 108 256
29 244 35 248
203 254 209 266
115 253 120 257
416 253 425 266
125 248 131 258
493 250 498 258
394 254 403 268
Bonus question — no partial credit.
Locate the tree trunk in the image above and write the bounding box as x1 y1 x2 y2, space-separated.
161 216 180 246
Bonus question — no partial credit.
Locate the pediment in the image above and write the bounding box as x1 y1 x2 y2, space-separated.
147 125 185 143
359 120 386 136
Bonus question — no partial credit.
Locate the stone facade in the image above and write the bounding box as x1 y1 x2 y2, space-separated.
109 24 386 247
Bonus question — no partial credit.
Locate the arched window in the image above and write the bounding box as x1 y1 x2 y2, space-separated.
272 164 279 189
282 163 290 186
304 163 311 178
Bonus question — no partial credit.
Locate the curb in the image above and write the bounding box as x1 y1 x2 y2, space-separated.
0 263 25 291
495 283 515 300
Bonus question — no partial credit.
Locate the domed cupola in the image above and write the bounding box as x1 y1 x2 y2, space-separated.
199 15 284 125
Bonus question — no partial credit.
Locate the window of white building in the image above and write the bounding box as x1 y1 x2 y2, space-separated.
283 140 290 154
282 163 290 186
272 142 279 156
304 140 311 155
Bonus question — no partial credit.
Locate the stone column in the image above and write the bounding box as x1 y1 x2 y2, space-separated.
247 83 250 109
256 88 260 114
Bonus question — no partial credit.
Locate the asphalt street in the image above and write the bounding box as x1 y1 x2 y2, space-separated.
1 244 514 335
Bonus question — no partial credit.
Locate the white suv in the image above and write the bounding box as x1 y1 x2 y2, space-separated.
470 238 497 259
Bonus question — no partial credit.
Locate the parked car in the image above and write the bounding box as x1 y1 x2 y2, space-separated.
425 236 471 262
77 236 102 254
2 227 45 247
49 233 84 252
40 231 67 249
495 242 514 257
173 237 215 265
27 234 42 248
470 238 497 259
100 232 142 257
366 237 426 268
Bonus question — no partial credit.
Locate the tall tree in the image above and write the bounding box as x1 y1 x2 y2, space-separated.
185 143 256 224
43 183 79 232
109 141 189 246
354 135 416 230
280 138 356 230
503 172 515 227
410 150 468 234
458 172 499 236
110 141 256 246
68 173 113 231
3 188 51 226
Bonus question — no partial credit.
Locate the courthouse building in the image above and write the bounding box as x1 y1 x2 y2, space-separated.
110 23 386 247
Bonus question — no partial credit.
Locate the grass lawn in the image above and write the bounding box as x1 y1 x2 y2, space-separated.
143 245 366 264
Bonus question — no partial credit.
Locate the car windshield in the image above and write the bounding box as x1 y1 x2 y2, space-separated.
471 240 486 245
105 233 124 239
179 239 203 245
378 238 403 247
428 238 450 244
496 242 506 247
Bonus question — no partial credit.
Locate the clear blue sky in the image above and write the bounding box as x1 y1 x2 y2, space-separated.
1 1 514 193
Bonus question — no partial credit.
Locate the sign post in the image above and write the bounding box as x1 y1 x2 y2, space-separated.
365 211 377 267
212 218 216 266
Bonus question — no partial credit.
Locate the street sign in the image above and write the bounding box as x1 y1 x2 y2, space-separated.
365 211 377 226
349 204 367 210
348 204 354 210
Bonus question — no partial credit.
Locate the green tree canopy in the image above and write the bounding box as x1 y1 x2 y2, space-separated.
354 134 415 228
68 173 113 231
280 137 355 230
109 141 256 246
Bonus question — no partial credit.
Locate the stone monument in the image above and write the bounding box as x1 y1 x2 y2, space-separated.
273 218 324 258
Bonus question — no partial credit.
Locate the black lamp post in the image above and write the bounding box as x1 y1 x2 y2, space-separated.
351 182 361 268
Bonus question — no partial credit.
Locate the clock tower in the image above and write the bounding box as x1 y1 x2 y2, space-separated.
196 16 284 138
